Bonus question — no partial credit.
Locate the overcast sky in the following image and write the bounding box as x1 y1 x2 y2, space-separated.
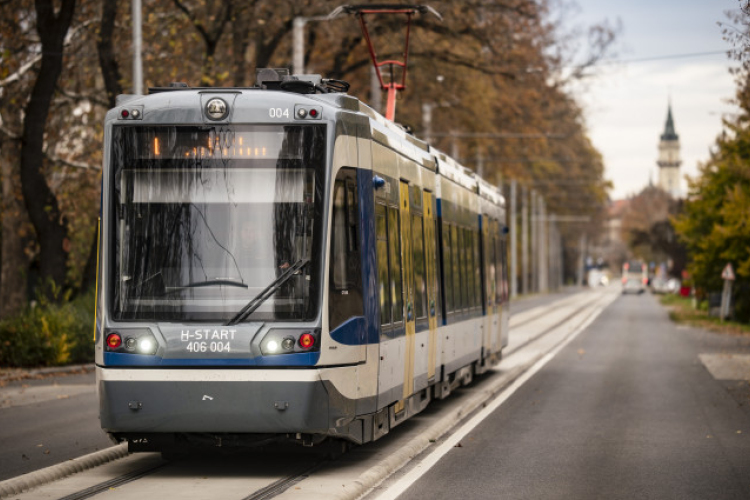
568 0 741 200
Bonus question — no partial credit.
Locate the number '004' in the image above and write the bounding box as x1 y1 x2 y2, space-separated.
269 108 289 118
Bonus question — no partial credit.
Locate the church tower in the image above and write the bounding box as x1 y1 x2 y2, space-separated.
657 103 681 198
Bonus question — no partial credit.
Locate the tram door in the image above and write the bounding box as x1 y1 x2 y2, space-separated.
423 192 438 381
398 181 416 409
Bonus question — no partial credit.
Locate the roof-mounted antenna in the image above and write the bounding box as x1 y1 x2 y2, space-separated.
332 4 441 122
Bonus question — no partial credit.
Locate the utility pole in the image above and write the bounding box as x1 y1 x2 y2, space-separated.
577 233 586 287
538 197 547 293
422 103 434 143
132 0 143 94
475 148 484 177
530 190 537 293
370 67 382 113
292 14 336 75
510 180 517 298
521 186 529 295
292 17 306 75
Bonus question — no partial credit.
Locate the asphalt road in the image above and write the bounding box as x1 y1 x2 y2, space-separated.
0 369 112 481
0 290 577 484
394 292 750 499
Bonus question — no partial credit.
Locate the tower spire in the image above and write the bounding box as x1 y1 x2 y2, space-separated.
661 103 678 141
656 101 681 198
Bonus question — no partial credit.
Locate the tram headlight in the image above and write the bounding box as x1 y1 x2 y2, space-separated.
104 328 158 355
138 337 156 354
260 329 321 356
266 340 280 353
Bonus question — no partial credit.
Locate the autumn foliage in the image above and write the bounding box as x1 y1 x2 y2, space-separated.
673 5 750 322
0 1 614 344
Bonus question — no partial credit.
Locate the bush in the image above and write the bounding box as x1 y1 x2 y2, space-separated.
0 289 96 368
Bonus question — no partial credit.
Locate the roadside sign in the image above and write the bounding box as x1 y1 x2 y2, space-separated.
721 263 735 281
720 263 735 321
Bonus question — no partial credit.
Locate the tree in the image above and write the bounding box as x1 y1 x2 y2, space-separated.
621 186 686 278
674 3 750 320
0 0 616 314
19 0 77 296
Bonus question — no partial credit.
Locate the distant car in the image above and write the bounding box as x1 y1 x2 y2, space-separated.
650 278 668 294
622 277 645 294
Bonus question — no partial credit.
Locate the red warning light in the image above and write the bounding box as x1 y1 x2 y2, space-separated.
299 333 315 350
309 109 318 118
120 109 129 119
106 333 122 349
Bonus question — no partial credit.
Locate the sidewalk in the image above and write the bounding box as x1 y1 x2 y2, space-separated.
0 363 94 383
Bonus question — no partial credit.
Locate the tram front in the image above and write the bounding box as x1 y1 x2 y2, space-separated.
96 91 334 449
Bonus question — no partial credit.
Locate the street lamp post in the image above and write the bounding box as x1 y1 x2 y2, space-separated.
292 15 331 75
132 0 143 94
510 180 517 298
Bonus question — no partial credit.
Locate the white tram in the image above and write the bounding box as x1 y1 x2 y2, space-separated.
96 70 509 451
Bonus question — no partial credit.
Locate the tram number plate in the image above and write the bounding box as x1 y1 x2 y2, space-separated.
186 341 231 353
159 325 262 359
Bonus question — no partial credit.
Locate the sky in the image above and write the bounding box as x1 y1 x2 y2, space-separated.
568 0 741 200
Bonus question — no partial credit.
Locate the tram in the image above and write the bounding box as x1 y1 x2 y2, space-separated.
95 69 509 451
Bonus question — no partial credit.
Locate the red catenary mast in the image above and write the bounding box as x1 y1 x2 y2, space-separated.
337 4 441 122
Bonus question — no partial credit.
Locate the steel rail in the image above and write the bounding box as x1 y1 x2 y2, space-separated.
55 462 165 500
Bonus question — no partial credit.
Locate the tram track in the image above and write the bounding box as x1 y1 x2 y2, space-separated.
509 292 587 329
240 460 324 500
4 290 616 500
506 290 609 357
55 462 165 500
38 448 336 500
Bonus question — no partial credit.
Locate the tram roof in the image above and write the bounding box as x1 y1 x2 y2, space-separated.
113 80 502 206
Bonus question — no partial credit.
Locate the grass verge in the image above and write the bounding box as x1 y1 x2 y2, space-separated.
0 290 95 368
659 293 750 336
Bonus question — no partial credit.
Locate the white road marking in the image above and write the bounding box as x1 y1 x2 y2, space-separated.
373 291 618 500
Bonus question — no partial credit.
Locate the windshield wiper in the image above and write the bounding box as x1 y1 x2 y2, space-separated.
162 278 248 296
225 258 310 326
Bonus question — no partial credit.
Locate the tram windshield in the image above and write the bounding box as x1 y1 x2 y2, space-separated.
110 124 326 322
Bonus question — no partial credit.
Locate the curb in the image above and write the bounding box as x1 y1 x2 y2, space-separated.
0 443 128 499
0 363 95 382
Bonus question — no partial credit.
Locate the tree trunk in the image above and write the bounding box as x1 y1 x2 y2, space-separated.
97 0 123 109
0 134 29 318
19 0 76 297
80 0 123 294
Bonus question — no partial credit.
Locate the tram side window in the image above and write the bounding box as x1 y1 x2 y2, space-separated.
442 221 454 314
434 218 443 319
487 230 497 308
376 204 391 326
388 207 404 324
499 237 509 303
412 214 426 320
494 235 503 305
464 228 475 310
473 230 482 310
329 168 363 331
451 225 462 312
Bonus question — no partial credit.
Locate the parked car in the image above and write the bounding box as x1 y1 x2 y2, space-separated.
650 278 669 294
